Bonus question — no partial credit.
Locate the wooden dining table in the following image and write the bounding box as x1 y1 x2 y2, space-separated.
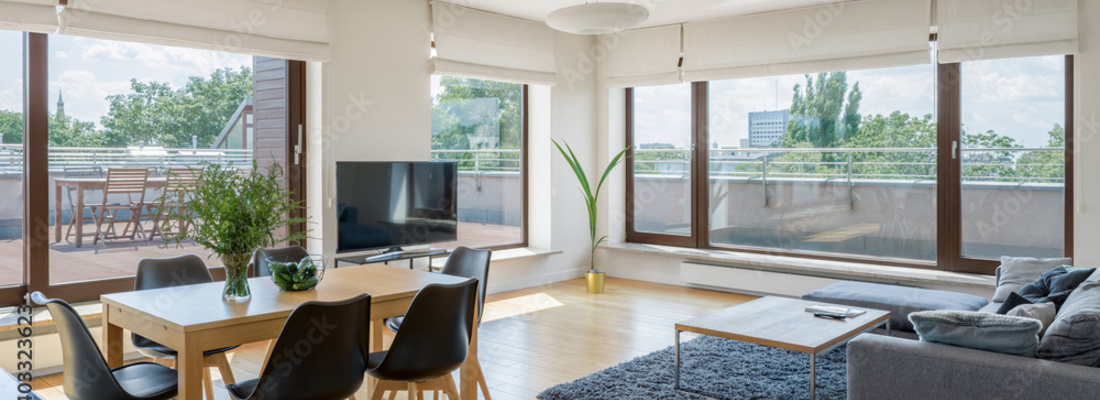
100 263 481 400
53 176 168 247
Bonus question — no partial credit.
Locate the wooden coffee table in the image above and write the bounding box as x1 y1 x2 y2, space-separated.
674 296 890 399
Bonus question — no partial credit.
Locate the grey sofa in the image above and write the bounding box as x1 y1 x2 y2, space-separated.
847 333 1100 399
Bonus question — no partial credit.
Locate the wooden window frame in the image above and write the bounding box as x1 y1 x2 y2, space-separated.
0 34 311 307
625 56 1075 275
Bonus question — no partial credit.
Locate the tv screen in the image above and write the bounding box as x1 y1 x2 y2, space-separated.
336 161 458 253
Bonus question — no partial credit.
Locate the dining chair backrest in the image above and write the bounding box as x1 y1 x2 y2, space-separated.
134 254 214 291
247 294 372 400
102 167 150 205
253 246 309 277
441 247 491 324
31 292 129 400
372 278 478 383
164 167 202 197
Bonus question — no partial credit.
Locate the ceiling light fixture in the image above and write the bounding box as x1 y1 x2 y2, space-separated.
545 2 649 35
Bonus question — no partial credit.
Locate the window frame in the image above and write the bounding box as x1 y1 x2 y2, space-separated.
0 32 311 307
624 56 1075 275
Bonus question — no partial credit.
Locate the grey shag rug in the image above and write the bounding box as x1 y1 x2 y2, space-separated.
538 335 847 400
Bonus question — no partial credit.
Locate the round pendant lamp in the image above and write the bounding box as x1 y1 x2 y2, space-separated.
545 2 650 35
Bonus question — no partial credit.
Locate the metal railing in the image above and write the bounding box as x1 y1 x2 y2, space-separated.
431 149 522 174
629 147 1065 207
0 145 253 173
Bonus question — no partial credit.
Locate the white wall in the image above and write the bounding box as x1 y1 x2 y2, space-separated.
312 0 599 292
1074 2 1100 268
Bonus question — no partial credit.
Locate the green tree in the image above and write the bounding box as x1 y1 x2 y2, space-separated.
0 110 21 144
782 72 862 149
50 114 104 147
100 67 252 148
1016 124 1065 183
431 77 523 171
961 128 1021 181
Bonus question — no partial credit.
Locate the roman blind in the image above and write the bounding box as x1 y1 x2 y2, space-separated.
431 2 557 86
601 24 682 88
0 0 58 33
681 0 931 82
936 0 1077 63
58 0 331 62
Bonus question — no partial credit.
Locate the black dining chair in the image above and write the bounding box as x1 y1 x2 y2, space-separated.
31 292 178 400
367 278 479 400
386 246 492 399
252 245 309 277
226 293 372 400
132 254 237 399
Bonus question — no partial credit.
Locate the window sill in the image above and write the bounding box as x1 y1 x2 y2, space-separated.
602 242 996 289
0 301 102 340
431 247 561 268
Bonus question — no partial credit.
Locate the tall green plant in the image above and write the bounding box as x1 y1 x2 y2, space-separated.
164 160 308 255
552 139 629 271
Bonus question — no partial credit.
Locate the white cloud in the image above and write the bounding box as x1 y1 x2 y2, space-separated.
50 70 132 125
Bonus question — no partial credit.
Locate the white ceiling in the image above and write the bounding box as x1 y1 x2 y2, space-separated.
441 0 847 29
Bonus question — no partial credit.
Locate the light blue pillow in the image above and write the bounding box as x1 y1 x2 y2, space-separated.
909 310 1041 358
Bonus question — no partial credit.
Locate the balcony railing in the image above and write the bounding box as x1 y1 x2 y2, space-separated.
0 145 254 173
431 149 522 174
632 147 1065 184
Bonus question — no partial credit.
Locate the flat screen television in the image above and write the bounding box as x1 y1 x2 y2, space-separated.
335 161 458 253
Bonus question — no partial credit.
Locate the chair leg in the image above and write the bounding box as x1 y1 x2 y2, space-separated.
408 382 420 400
214 352 236 385
442 375 460 400
472 359 491 400
202 364 215 400
386 389 396 400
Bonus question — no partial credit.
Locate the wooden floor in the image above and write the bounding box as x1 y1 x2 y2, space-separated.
28 277 755 399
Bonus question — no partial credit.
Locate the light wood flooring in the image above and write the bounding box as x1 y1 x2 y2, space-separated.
28 277 755 399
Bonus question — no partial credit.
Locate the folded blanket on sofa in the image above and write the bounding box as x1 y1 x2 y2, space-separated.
1018 266 1096 308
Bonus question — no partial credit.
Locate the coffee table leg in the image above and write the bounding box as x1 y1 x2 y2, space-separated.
886 321 891 336
674 329 681 390
809 354 816 400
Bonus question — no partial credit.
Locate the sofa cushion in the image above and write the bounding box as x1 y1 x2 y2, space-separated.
993 256 1073 303
1038 281 1100 366
1006 302 1057 337
909 310 1041 358
801 281 989 332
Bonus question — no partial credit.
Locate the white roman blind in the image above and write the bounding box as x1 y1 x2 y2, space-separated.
682 0 931 82
937 0 1077 63
601 24 682 88
58 0 331 62
431 2 557 86
0 0 58 33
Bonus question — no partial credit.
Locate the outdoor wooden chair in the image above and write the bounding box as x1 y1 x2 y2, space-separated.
147 167 203 240
89 167 150 245
62 164 104 241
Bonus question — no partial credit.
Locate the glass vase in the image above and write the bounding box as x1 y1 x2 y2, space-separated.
221 253 252 302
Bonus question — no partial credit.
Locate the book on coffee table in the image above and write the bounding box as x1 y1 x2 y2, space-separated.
805 304 867 318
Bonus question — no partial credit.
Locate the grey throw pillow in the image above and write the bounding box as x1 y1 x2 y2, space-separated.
1038 281 1100 366
910 310 1041 358
992 256 1072 303
1006 302 1057 337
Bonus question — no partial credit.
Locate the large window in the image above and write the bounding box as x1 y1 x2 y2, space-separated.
0 31 307 307
430 76 526 249
627 56 1072 274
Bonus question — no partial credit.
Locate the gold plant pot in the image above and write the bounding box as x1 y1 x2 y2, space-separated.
586 270 605 294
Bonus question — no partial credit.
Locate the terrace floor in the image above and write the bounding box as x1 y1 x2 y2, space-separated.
28 277 755 399
0 221 522 286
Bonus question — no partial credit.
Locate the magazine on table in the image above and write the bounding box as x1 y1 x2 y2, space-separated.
805 305 867 318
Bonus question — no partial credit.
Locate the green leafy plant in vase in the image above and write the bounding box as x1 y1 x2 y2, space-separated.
163 161 307 302
552 139 629 294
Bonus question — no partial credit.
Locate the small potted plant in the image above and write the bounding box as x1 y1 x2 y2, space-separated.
164 161 307 302
552 139 629 294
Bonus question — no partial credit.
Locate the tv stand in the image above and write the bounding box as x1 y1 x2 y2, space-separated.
336 248 450 270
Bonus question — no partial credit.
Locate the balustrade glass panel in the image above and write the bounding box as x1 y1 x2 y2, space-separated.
960 56 1065 259
707 64 937 261
430 76 525 248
